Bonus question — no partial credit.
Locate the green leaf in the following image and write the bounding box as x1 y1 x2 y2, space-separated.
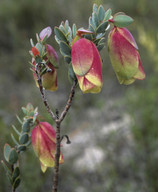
35 43 43 55
17 145 26 152
16 115 22 124
104 8 112 21
64 56 71 64
1 160 11 174
96 21 108 33
93 4 98 13
22 121 30 133
54 27 67 42
12 167 20 182
30 38 34 47
19 133 29 144
8 148 18 164
68 64 77 83
60 41 71 57
92 12 99 28
113 15 134 27
59 25 66 34
12 125 20 136
4 144 11 162
64 20 70 33
72 24 77 38
12 176 21 190
21 107 27 115
97 44 105 51
11 134 19 145
6 172 13 184
88 24 95 33
98 5 105 21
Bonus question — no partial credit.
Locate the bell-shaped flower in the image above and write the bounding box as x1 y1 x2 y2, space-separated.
31 122 64 172
108 27 145 85
71 38 103 93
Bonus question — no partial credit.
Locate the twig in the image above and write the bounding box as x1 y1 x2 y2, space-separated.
59 81 77 122
35 64 56 121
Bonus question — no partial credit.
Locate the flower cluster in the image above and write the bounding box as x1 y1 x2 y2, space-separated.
28 5 146 173
30 27 59 91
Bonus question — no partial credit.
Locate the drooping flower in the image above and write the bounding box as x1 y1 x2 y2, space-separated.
71 38 103 93
31 122 64 172
108 27 145 85
32 59 58 91
32 43 58 91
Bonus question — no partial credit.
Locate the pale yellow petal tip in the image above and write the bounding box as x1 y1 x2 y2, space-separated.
41 163 47 173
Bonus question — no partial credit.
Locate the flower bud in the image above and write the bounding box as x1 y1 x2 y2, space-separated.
71 38 103 93
108 27 145 85
31 122 64 172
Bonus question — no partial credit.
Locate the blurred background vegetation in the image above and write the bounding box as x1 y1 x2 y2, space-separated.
0 0 158 191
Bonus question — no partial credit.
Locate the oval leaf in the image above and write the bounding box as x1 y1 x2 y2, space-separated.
12 167 20 182
19 133 29 144
96 21 108 33
54 27 67 42
104 9 112 21
4 144 11 162
60 41 71 56
113 15 134 27
12 176 21 190
98 5 105 21
8 149 18 164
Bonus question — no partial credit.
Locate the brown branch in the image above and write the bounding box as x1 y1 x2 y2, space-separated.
52 119 61 192
59 81 77 122
35 64 56 121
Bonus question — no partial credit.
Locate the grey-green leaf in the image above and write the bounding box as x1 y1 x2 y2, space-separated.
1 160 11 174
54 27 67 42
64 56 71 64
22 121 30 133
4 144 11 162
72 24 77 38
93 4 98 13
96 21 108 33
98 5 105 21
12 167 20 182
92 12 99 28
104 8 112 21
12 176 21 190
60 41 71 57
113 15 134 27
17 145 27 152
8 148 18 164
19 133 29 144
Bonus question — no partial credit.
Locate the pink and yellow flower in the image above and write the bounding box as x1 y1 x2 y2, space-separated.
71 38 103 93
31 122 64 172
108 27 145 85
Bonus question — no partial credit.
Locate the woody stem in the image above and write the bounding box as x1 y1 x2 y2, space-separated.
35 64 76 192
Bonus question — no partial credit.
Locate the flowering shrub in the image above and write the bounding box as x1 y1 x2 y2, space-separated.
1 4 145 192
